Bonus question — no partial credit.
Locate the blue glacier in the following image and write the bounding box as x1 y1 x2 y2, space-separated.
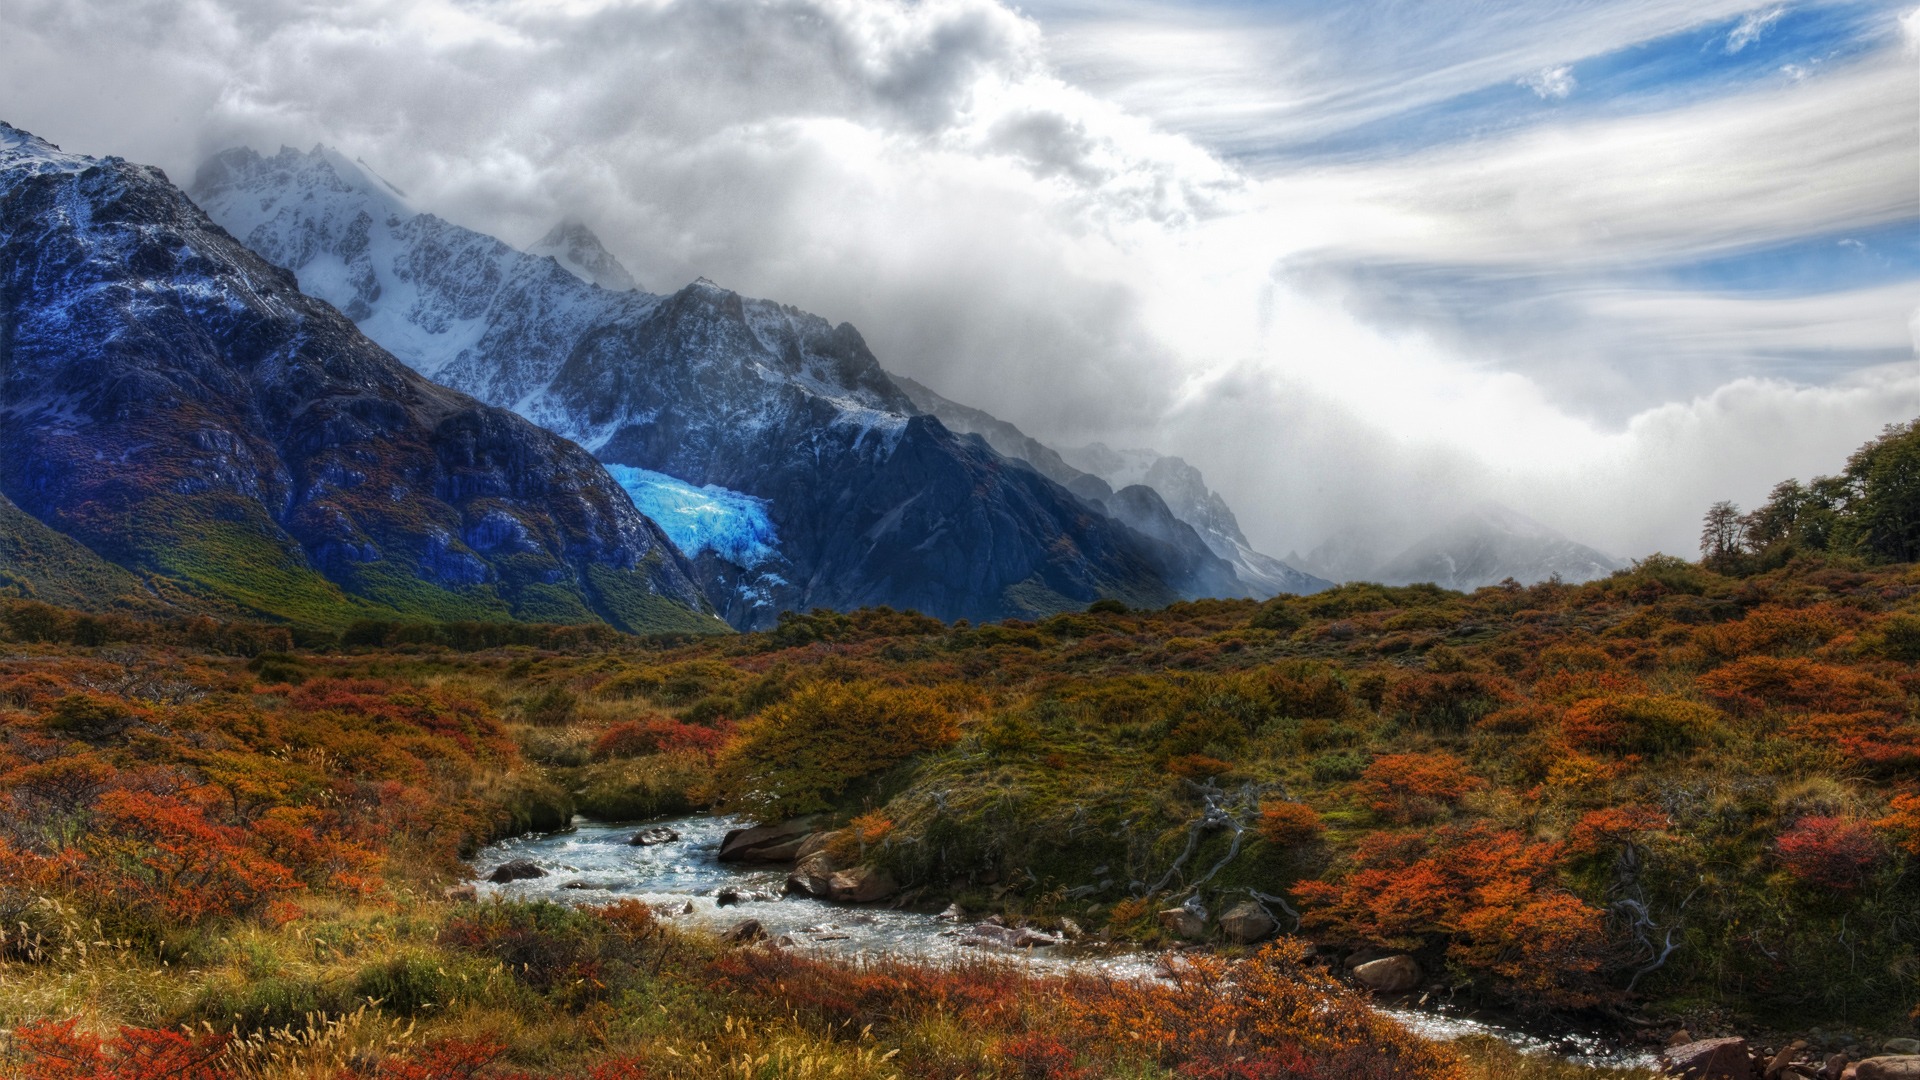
605 465 780 567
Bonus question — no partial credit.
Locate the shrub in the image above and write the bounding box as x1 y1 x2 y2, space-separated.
1385 672 1516 732
9 1019 232 1080
1296 824 1609 1008
1559 694 1724 755
1697 656 1901 716
589 716 734 762
1353 753 1481 824
714 680 961 819
1775 817 1882 892
1257 801 1324 846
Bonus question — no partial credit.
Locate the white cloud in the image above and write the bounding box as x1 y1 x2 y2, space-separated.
1520 65 1577 99
1726 5 1786 52
0 0 1913 562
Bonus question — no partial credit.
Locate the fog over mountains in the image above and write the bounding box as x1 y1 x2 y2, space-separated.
193 143 1297 628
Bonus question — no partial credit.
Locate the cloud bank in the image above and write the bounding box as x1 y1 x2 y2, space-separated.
1 0 1914 561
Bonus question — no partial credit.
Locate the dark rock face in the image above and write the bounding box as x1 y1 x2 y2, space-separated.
0 124 718 633
191 146 1180 628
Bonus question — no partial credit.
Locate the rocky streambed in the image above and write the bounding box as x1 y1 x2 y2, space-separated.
468 813 1686 1071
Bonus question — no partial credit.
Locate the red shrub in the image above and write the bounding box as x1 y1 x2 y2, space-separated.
11 1019 231 1080
1000 1033 1088 1079
590 716 734 762
1352 753 1480 824
1775 817 1882 891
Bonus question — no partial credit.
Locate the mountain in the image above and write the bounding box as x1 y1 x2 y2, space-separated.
529 220 639 292
894 379 1330 598
192 144 1180 628
1368 503 1621 590
0 123 721 634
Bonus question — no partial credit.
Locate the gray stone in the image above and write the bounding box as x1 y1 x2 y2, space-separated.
786 851 838 898
629 827 680 846
719 919 766 945
1218 901 1277 945
960 923 1062 949
1661 1037 1751 1080
486 859 546 883
718 818 818 863
827 866 898 904
1351 955 1422 994
1157 907 1208 940
1885 1042 1920 1057
1856 1057 1920 1080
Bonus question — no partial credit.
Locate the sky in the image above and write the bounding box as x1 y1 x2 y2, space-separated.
1 0 1915 561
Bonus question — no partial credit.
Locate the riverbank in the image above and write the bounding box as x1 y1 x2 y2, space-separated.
472 813 1663 1072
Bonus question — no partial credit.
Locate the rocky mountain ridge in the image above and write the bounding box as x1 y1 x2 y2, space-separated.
0 122 720 633
894 378 1330 598
192 144 1183 628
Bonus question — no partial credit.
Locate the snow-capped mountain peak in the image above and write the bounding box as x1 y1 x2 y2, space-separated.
529 219 638 292
0 122 98 176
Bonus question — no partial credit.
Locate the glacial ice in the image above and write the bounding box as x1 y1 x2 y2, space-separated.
605 465 779 568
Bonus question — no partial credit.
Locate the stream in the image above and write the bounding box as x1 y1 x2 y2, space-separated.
473 813 1659 1071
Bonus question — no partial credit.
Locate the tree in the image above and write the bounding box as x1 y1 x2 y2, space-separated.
1835 420 1920 563
1699 501 1746 569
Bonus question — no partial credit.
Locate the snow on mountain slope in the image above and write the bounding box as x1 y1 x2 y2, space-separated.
530 220 639 292
193 144 1182 628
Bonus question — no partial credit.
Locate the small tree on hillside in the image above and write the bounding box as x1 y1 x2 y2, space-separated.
1699 501 1746 571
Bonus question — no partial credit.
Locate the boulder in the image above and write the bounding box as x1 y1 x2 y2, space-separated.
719 918 766 945
1157 907 1208 940
1351 955 1422 994
1856 1058 1920 1080
935 902 967 921
786 851 838 898
442 884 478 903
1661 1037 1751 1080
487 859 547 884
715 887 744 907
960 923 1061 949
1886 1042 1920 1057
794 831 837 862
629 827 679 847
827 866 899 904
1218 901 1276 945
718 818 818 864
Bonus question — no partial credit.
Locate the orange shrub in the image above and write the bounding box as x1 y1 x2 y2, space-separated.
1876 793 1920 856
1786 712 1920 773
1696 657 1901 716
1258 800 1324 846
1352 752 1481 824
1296 824 1610 1007
1565 806 1669 859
